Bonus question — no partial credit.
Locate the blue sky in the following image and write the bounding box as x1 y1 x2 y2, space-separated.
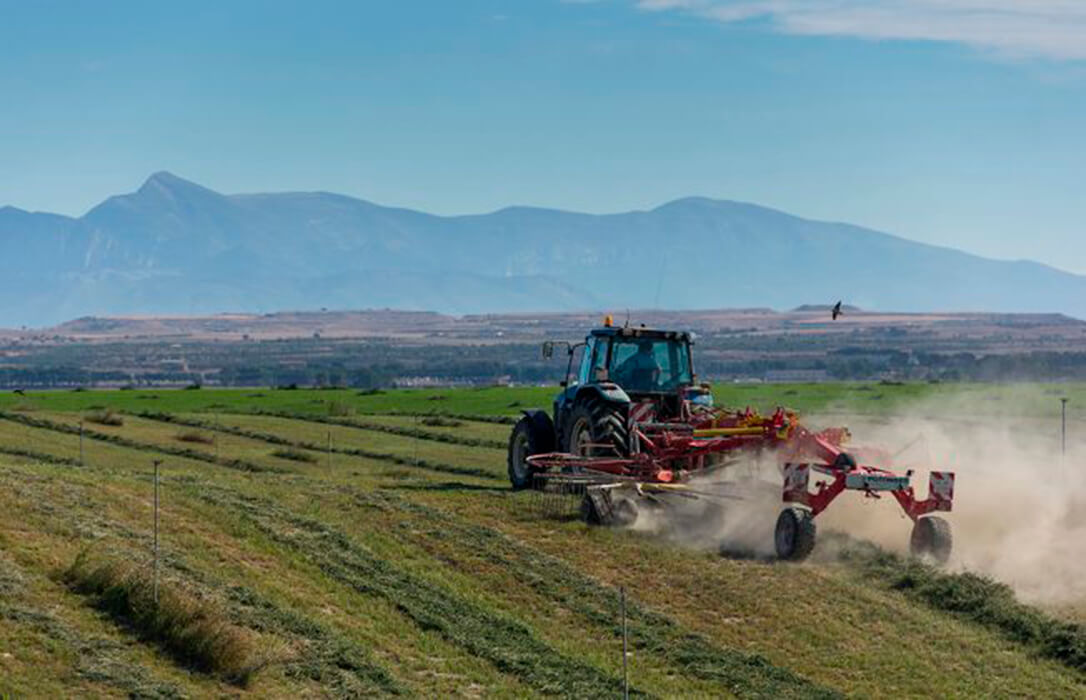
1 0 1084 272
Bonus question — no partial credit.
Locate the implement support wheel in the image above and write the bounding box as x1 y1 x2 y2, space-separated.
775 507 816 562
910 516 953 565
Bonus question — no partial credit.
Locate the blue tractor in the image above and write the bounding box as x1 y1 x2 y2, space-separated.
507 320 710 489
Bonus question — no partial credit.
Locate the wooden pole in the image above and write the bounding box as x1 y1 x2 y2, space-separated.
79 421 84 466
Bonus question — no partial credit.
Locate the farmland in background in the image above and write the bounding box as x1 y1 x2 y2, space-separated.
5 307 1086 390
0 383 1083 697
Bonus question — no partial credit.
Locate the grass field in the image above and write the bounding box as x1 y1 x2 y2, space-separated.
3 380 1086 420
0 383 1083 697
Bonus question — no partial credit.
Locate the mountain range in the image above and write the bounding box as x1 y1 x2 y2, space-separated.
2 171 1084 327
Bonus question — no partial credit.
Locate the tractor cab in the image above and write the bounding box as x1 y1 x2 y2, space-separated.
509 319 711 490
546 325 702 420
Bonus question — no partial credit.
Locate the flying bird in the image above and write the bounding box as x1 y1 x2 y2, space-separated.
831 301 842 321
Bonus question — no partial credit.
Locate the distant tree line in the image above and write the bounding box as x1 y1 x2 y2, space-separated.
3 336 1086 390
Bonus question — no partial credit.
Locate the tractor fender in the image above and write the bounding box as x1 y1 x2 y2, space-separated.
574 383 631 406
520 409 557 454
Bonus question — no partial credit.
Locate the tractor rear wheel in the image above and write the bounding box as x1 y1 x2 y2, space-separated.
775 507 816 561
508 416 544 490
563 396 629 457
910 516 952 564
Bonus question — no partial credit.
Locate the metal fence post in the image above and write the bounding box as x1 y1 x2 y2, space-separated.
153 459 161 605
621 586 629 700
1061 398 1068 456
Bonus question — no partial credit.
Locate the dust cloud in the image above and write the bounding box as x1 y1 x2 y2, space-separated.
812 393 1086 606
628 391 1086 606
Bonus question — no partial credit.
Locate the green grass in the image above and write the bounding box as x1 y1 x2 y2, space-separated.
0 384 1083 697
191 483 645 698
0 382 1083 421
254 410 508 449
345 489 837 698
834 535 1086 673
0 411 280 473
334 412 511 444
135 411 502 481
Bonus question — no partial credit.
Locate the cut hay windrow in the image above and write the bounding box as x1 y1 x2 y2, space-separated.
0 412 278 473
62 553 263 685
259 411 506 450
358 411 518 425
0 552 183 697
3 462 404 698
835 536 1086 675
0 446 82 467
189 484 643 698
351 490 840 699
136 411 500 481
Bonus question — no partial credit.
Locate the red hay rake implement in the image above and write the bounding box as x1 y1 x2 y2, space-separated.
527 403 955 562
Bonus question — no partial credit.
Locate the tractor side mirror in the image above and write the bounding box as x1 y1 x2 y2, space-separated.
542 341 554 359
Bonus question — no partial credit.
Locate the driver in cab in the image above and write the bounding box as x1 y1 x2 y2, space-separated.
615 340 661 391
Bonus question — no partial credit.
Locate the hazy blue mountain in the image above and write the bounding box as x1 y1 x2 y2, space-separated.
2 172 1084 326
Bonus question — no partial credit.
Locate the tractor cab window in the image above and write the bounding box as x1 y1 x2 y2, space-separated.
609 337 692 392
574 337 596 386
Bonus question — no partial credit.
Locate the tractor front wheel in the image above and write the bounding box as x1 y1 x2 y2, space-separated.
775 507 816 561
910 516 952 564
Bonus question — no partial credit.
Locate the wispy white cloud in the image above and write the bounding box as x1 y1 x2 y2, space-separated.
634 1 1086 61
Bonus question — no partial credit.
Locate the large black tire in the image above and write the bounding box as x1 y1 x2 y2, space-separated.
910 516 953 565
563 395 629 457
775 507 816 561
508 416 543 490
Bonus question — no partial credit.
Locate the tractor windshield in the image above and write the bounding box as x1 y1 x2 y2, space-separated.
608 337 692 392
